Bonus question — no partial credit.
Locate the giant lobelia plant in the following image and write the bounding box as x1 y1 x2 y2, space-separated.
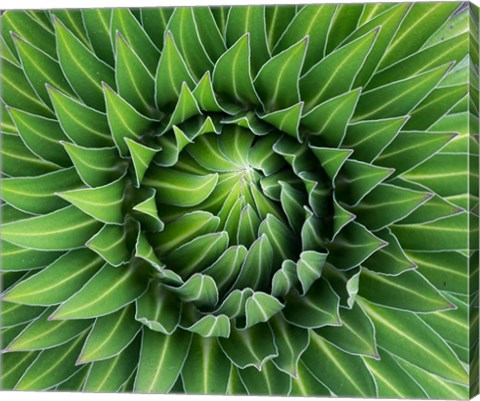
1 2 478 398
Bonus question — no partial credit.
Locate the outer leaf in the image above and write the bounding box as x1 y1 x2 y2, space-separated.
244 292 284 328
2 206 101 251
239 361 291 395
1 242 62 272
82 9 114 65
181 336 232 394
134 329 192 393
289 361 330 396
51 263 146 320
86 224 130 266
1 351 39 390
2 249 102 305
78 303 141 364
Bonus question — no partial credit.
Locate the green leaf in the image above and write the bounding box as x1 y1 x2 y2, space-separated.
302 89 360 147
187 133 238 172
258 213 298 264
269 314 309 377
82 9 114 66
236 204 261 247
214 288 254 319
317 303 379 358
265 5 297 51
271 260 298 298
1 58 52 117
244 292 283 328
248 134 286 175
50 10 89 45
326 222 386 270
260 102 303 140
3 250 102 305
226 6 270 74
379 2 459 69
254 38 307 110
360 299 468 385
111 8 160 75
2 206 101 251
300 29 377 110
273 5 336 72
290 361 330 396
1 133 59 177
152 210 219 255
341 117 406 163
78 303 141 364
15 333 87 391
12 33 74 106
219 323 277 369
352 183 431 231
115 32 155 117
296 250 328 295
310 147 352 182
335 160 393 206
47 85 113 148
51 263 146 320
182 336 232 394
135 282 181 335
284 279 340 329
169 273 219 307
192 71 224 113
325 4 364 53
154 32 195 111
132 191 164 232
1 168 82 214
1 242 62 272
218 125 254 167
391 212 468 252
5 307 91 352
1 302 43 328
134 329 192 393
124 138 159 186
278 182 307 234
83 336 140 392
353 64 452 121
62 143 124 187
54 16 115 111
140 8 173 51
363 349 426 398
303 332 377 397
166 8 214 80
103 84 155 156
186 314 231 338
86 224 131 266
213 34 261 108
239 361 291 395
376 131 456 176
1 351 39 390
8 107 71 167
145 168 218 208
58 176 125 225
233 235 274 292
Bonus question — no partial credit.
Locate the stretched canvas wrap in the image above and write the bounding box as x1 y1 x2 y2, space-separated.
0 1 479 398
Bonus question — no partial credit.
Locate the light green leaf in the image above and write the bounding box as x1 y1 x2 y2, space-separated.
218 125 254 166
192 7 227 62
82 9 114 65
1 168 82 214
284 279 340 329
1 242 63 272
58 176 125 224
135 282 181 335
271 260 298 298
169 273 218 307
318 303 378 358
186 315 231 338
115 32 155 117
86 224 130 266
279 182 307 234
2 206 101 251
54 16 115 111
134 329 192 393
226 6 270 74
213 34 261 108
239 360 291 395
1 351 39 390
192 71 224 113
166 8 213 80
8 107 71 167
62 143 124 187
269 314 309 377
214 288 254 319
51 263 146 320
2 249 102 305
219 323 277 369
296 250 328 295
237 204 261 247
103 83 156 156
132 191 164 233
360 299 468 385
5 307 91 352
303 332 377 397
265 5 297 51
47 85 113 148
325 4 363 53
124 138 159 187
248 134 286 175
50 10 89 45
244 292 283 328
258 213 298 265
78 303 141 364
261 102 303 140
182 335 232 394
289 360 330 396
154 32 195 111
1 302 43 328
353 64 452 121
255 38 307 110
15 333 87 391
144 168 218 208
111 8 160 74
300 29 377 110
140 8 173 50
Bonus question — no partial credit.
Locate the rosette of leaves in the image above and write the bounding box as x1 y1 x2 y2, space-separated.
1 2 478 398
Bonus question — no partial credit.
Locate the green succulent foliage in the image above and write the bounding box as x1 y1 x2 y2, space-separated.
0 2 478 398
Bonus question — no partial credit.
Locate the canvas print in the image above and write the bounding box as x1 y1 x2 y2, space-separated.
0 1 479 398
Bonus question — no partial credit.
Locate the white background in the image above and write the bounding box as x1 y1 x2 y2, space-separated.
1 0 478 400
